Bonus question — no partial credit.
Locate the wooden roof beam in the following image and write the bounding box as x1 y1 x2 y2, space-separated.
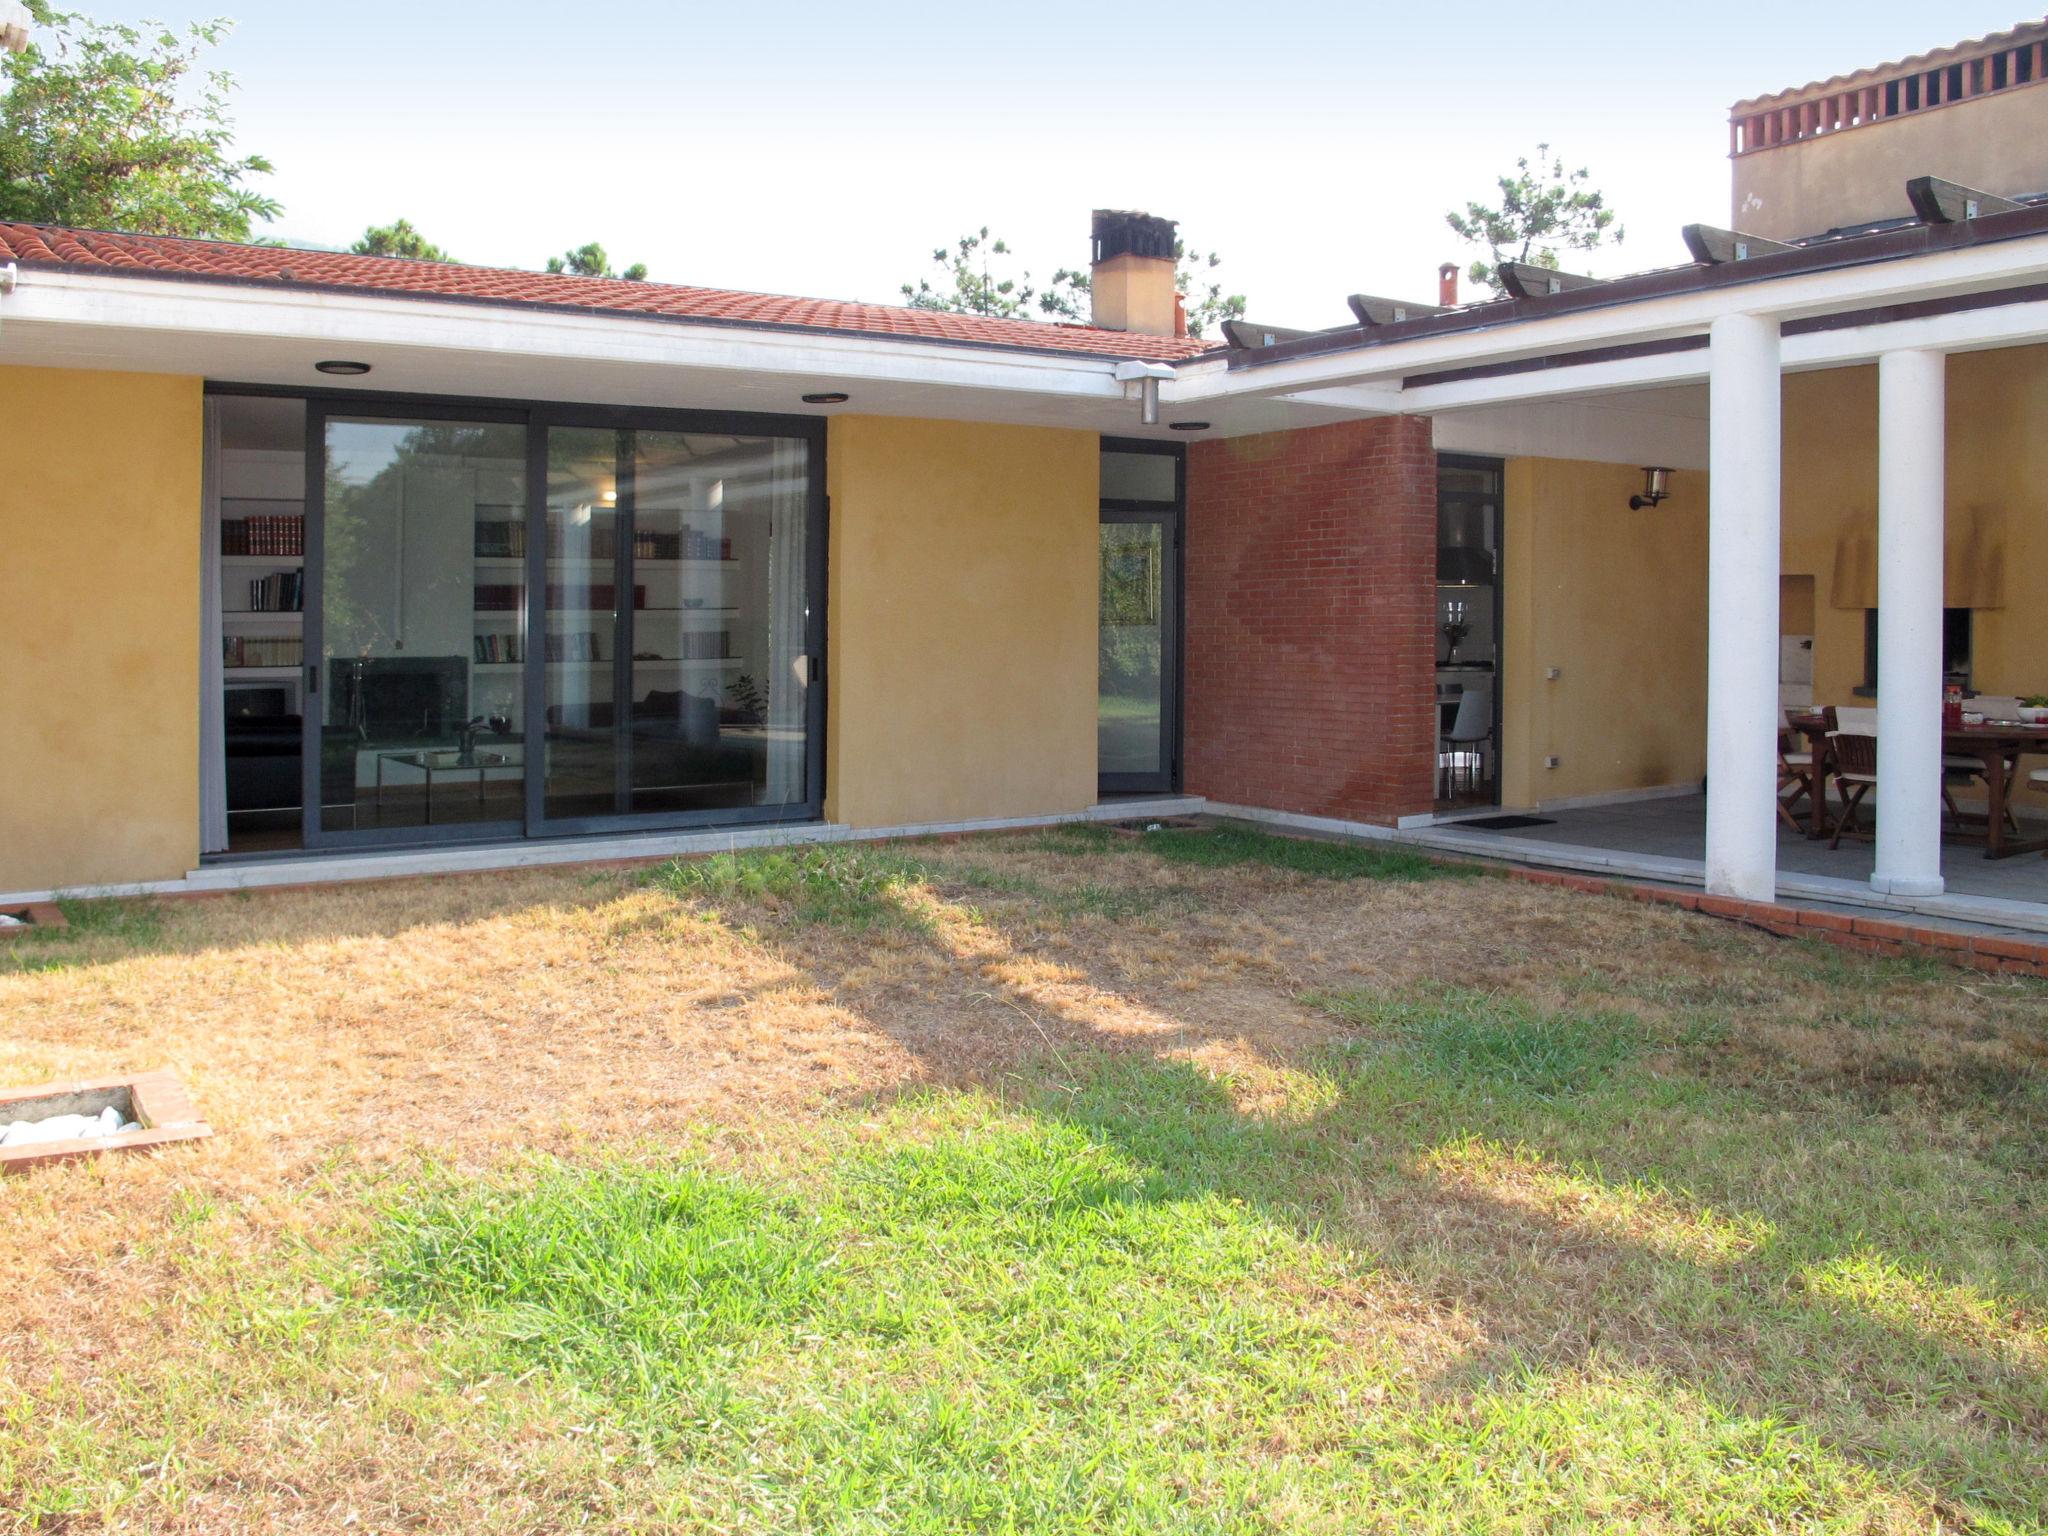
1345 293 1447 327
1906 175 2025 224
1681 224 1797 264
1496 261 1602 299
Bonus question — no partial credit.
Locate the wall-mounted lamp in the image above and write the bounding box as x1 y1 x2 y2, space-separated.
1629 466 1673 510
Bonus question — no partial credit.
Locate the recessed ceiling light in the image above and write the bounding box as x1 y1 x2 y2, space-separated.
801 391 850 405
315 359 372 376
1168 420 1210 432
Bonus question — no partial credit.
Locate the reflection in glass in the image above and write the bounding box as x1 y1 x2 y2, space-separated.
1100 450 1177 504
1435 456 1504 809
1098 521 1166 776
319 417 526 834
541 426 810 821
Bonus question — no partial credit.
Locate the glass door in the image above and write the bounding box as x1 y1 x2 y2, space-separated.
304 405 528 847
295 401 822 849
534 417 820 832
1434 453 1504 810
1098 439 1183 795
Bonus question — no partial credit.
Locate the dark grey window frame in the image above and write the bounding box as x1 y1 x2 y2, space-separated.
1435 452 1506 810
1098 436 1184 797
204 381 828 856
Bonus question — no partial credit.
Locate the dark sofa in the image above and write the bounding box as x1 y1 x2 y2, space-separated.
223 717 363 814
545 688 764 807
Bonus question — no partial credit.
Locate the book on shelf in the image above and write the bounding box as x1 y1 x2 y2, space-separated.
630 526 733 561
241 570 304 612
221 514 305 557
542 630 603 663
539 524 733 562
471 584 647 613
474 583 523 612
473 633 525 664
474 515 526 558
678 629 733 660
222 635 303 668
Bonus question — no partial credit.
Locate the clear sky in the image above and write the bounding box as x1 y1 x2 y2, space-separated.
124 1 2033 325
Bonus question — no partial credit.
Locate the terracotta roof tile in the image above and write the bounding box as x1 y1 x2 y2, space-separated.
0 222 1217 362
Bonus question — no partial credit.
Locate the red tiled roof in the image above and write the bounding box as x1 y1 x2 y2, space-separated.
0 222 1217 362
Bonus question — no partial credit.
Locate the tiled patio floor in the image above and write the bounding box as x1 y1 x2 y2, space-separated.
1423 792 2048 924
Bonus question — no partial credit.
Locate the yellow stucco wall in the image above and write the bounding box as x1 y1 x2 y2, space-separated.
1500 457 1710 809
1499 343 2048 808
0 367 203 891
1733 84 2048 240
1783 345 2048 706
823 415 1098 828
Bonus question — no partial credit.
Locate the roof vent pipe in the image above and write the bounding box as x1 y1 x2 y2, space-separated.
1114 360 1176 426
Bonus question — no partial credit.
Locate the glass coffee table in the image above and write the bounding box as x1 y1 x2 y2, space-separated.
373 747 523 825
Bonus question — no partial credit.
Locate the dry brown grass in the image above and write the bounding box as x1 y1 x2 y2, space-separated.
1 827 2042 1532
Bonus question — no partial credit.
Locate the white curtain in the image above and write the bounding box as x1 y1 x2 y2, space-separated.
198 399 229 853
764 437 809 807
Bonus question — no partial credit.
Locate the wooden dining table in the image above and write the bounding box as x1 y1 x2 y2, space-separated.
1789 711 2048 859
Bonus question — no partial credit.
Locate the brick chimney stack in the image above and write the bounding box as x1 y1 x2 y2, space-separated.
1090 210 1180 337
1439 262 1459 307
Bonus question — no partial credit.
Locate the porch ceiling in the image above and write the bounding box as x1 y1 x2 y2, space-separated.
1432 383 1711 472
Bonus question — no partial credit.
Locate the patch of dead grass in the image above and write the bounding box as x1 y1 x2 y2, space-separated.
1 829 2042 1530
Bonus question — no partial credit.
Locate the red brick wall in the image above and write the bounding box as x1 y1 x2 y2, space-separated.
1183 415 1437 824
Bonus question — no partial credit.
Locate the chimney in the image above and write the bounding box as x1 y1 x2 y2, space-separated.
1090 209 1179 337
1438 262 1459 307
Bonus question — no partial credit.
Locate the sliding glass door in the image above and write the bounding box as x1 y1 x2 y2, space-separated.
306 405 528 846
293 396 822 850
534 419 816 832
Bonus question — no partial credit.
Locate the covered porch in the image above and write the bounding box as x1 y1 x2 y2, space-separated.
1422 324 2048 925
1422 790 2048 935
1169 195 2048 925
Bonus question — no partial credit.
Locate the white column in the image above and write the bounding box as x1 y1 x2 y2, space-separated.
1871 349 1947 897
1705 313 1782 902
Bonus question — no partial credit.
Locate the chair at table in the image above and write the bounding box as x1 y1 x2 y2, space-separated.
1777 708 1817 832
1777 712 1826 835
1947 697 2021 836
1438 684 1493 798
1827 711 1881 848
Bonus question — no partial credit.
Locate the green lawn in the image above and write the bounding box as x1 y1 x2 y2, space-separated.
2 823 2042 1532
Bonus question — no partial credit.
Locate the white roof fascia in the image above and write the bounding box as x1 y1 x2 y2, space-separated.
0 267 1136 403
1164 230 2048 406
1396 293 2048 415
